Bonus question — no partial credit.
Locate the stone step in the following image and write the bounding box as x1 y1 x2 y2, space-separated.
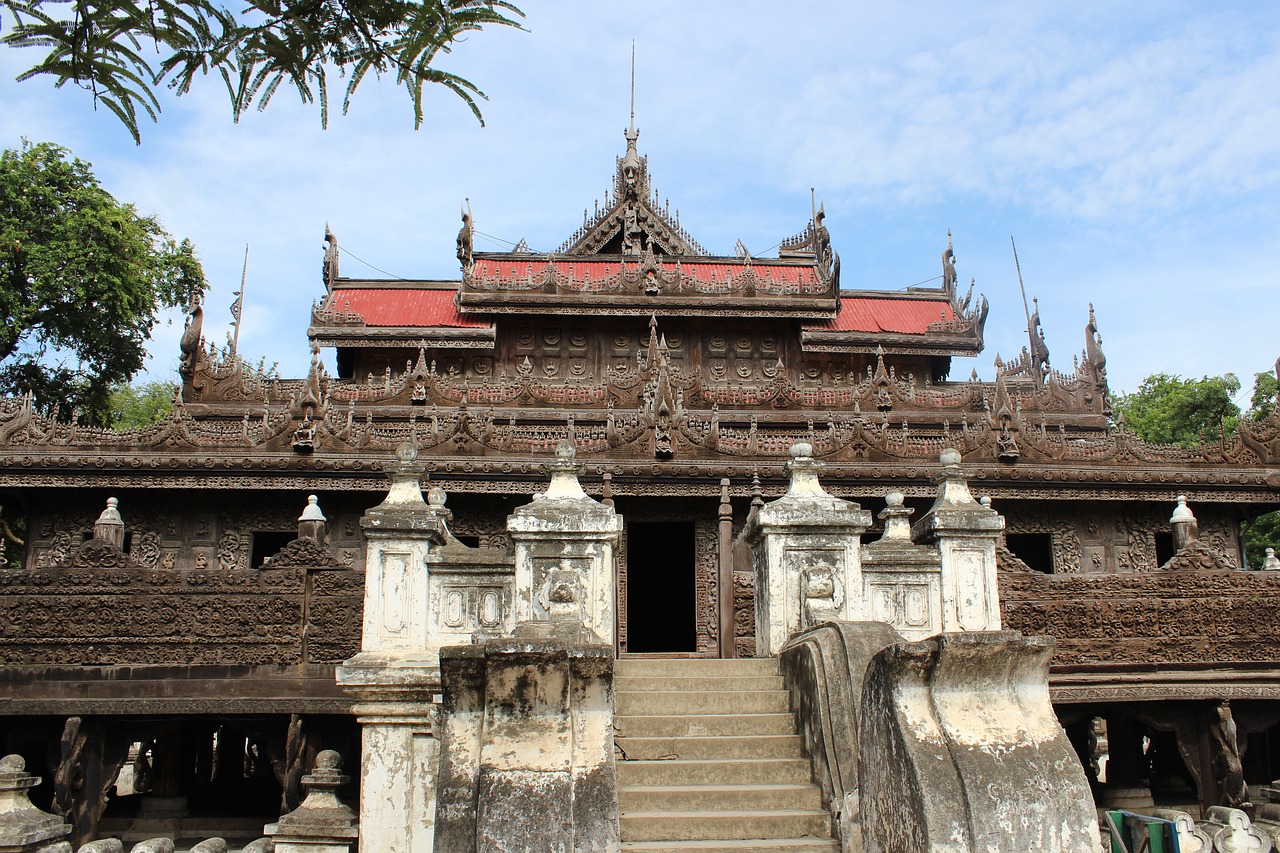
617 757 812 787
621 840 838 852
615 711 796 738
616 674 786 692
617 689 791 716
619 782 823 812
616 658 778 678
620 808 833 842
616 734 803 760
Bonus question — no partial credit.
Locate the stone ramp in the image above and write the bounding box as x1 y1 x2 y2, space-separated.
615 658 836 852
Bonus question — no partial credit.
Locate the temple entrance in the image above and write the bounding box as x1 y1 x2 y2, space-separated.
622 521 698 655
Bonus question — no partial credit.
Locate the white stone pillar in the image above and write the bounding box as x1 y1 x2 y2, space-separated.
337 441 451 853
341 682 440 853
742 442 872 657
911 448 1004 632
506 440 622 645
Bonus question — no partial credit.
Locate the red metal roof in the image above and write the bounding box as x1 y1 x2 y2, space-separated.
809 295 954 335
324 289 488 328
471 258 822 289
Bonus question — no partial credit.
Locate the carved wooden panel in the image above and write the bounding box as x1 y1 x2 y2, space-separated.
1000 570 1280 667
0 566 363 666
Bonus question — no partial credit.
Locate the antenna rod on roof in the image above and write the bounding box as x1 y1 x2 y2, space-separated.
630 41 636 132
1011 235 1031 330
810 187 817 228
1013 235 1050 386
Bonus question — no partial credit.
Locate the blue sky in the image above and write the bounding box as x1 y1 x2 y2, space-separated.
2 2 1277 401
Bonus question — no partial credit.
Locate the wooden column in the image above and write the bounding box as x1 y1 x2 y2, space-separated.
718 479 735 659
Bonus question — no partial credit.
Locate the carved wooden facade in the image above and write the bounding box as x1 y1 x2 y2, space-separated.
1 124 1280 833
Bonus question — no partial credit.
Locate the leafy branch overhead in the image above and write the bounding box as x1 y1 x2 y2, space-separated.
0 0 525 142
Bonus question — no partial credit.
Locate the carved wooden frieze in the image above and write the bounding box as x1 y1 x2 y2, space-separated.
1000 570 1280 667
0 566 363 666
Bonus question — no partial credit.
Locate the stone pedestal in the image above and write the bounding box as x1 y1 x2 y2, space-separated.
0 754 72 853
506 441 622 645
910 448 1004 632
743 442 872 657
264 750 358 853
435 638 618 853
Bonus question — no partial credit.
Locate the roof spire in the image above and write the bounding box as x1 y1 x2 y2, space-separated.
629 40 636 137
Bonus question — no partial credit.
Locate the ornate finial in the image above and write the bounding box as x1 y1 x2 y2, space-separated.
629 40 636 137
784 441 829 498
877 490 914 541
315 749 341 772
299 495 325 522
395 439 419 466
1170 494 1198 551
297 494 327 542
427 486 447 508
542 439 588 500
93 497 126 549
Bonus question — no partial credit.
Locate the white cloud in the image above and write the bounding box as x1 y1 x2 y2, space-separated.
1 1 1277 393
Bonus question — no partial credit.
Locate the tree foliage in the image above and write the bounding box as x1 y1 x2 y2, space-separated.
1247 367 1279 422
1114 372 1241 448
1245 511 1280 570
108 379 176 428
0 140 205 424
1 0 524 142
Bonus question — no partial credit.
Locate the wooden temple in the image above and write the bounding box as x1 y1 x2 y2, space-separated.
1 122 1280 842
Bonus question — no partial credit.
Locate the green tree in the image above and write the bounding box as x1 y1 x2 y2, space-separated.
0 140 205 425
1247 367 1278 422
1114 372 1241 448
1 0 524 143
108 379 177 428
1244 511 1280 570
1242 365 1280 567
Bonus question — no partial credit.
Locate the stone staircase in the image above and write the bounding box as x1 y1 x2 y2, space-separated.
615 657 837 852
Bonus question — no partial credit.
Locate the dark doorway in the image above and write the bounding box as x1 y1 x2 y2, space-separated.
625 521 697 653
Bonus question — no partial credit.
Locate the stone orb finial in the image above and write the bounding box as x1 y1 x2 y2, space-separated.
940 448 962 466
885 491 904 507
790 441 813 459
299 495 325 522
106 497 119 511
427 486 447 508
0 754 24 772
1171 495 1194 523
980 496 992 508
315 749 342 771
395 440 419 465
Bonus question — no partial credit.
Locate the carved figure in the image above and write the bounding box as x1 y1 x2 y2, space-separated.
1212 700 1248 807
322 224 339 291
941 230 957 298
179 294 205 377
456 205 473 268
997 424 1021 464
